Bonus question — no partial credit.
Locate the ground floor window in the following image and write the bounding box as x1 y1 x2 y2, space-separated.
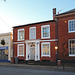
41 42 50 57
17 44 24 56
69 39 75 56
0 46 8 61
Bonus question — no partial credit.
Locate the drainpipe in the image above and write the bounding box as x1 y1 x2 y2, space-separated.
55 17 59 60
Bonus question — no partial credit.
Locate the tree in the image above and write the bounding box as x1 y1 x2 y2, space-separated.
1 39 5 46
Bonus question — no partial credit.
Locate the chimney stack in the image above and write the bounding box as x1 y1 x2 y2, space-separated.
53 8 56 20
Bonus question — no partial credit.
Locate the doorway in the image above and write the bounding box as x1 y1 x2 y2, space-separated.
29 43 35 60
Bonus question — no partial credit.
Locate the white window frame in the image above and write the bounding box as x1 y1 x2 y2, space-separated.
41 42 50 57
29 27 36 39
68 19 75 33
17 44 24 56
41 25 50 39
18 29 25 41
69 39 75 56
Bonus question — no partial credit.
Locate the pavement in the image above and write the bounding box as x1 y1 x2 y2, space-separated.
0 62 75 72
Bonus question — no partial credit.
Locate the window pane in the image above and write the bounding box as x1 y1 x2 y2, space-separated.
43 26 49 38
19 45 24 56
18 30 24 40
43 44 49 56
69 40 75 55
30 28 36 39
69 20 75 32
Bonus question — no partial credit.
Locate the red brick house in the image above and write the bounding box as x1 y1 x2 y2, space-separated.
55 9 75 62
13 8 75 63
13 19 58 63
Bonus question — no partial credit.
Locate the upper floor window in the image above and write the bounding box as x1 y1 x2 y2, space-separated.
68 19 75 33
17 44 24 56
69 39 75 56
41 42 50 57
41 25 50 39
18 29 24 41
29 27 36 39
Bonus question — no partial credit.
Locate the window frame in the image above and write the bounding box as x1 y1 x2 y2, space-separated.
68 19 75 33
41 25 50 39
18 29 25 41
41 42 50 57
17 44 24 56
29 27 36 39
69 39 75 56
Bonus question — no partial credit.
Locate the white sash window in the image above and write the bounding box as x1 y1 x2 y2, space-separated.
29 27 36 39
69 39 75 56
41 42 50 57
68 19 75 33
17 44 24 56
41 25 50 39
18 29 24 41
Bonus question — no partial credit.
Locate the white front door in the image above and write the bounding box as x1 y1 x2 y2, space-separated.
29 44 35 60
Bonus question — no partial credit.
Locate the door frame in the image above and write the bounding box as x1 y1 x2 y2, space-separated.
29 43 35 60
25 40 40 61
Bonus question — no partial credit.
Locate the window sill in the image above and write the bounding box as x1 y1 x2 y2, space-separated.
69 55 75 56
68 31 75 33
41 55 51 57
41 37 50 39
17 55 24 57
17 39 24 41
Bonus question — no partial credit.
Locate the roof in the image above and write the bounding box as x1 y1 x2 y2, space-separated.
0 32 12 36
56 9 75 16
13 20 55 28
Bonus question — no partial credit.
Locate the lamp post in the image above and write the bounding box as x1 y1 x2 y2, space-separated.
55 46 58 65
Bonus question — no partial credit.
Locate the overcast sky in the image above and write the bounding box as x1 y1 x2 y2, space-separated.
0 0 75 33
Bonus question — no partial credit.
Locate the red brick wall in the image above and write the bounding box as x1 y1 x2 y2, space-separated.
40 41 57 62
13 22 56 41
13 21 57 62
58 14 75 60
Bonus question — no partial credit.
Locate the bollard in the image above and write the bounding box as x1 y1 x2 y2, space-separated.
57 60 61 66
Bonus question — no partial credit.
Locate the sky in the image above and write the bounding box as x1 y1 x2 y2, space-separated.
0 0 75 33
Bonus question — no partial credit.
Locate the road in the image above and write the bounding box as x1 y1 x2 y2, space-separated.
0 66 75 75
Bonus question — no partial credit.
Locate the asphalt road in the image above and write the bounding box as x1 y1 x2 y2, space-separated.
0 66 75 75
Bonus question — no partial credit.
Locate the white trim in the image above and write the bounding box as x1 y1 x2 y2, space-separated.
18 28 25 41
13 42 25 44
41 25 50 39
29 27 36 29
68 19 75 22
40 39 58 42
25 39 40 43
69 55 75 56
35 42 38 61
26 43 29 60
69 39 75 56
29 27 36 39
13 39 58 44
41 42 50 57
68 19 75 33
37 42 40 60
17 44 24 56
69 31 75 33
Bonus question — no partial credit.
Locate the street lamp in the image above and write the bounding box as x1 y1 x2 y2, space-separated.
55 46 58 53
55 46 58 65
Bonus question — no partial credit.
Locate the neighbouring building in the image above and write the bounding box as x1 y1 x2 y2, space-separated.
55 9 75 62
0 32 13 62
13 8 75 63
